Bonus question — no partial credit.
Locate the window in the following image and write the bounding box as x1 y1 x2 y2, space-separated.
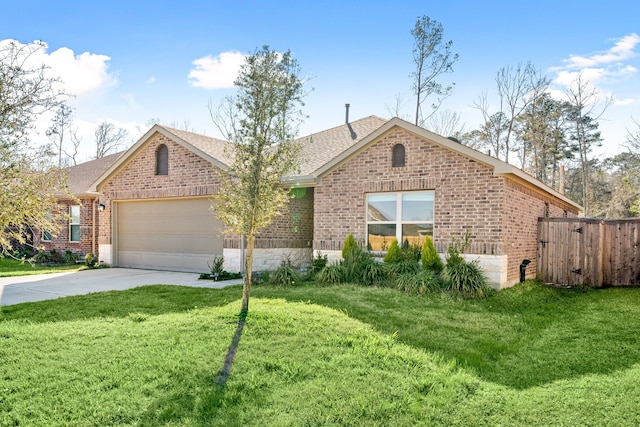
42 209 52 242
366 191 434 250
156 144 168 175
392 144 405 167
69 205 80 242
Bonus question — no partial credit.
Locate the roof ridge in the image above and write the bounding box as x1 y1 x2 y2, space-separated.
295 115 387 141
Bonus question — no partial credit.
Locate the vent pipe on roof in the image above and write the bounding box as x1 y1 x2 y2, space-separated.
345 103 350 124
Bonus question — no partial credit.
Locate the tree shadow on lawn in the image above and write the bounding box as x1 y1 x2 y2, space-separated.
139 311 248 426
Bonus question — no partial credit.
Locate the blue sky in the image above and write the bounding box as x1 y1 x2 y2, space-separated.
3 0 639 162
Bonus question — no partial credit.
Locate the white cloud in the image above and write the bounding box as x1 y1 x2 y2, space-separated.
551 33 640 98
563 33 640 69
1 39 116 98
614 97 637 106
147 76 157 84
188 51 246 89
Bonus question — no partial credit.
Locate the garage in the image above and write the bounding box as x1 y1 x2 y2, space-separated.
115 198 222 273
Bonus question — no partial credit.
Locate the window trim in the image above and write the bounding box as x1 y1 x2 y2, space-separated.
366 190 434 251
41 209 52 242
69 205 80 243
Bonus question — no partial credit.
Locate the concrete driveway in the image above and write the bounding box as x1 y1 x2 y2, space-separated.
0 268 243 306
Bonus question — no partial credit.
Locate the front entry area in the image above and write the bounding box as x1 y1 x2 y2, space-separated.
115 198 222 273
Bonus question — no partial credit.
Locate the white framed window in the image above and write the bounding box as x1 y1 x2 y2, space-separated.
69 205 80 242
41 209 52 242
366 191 434 251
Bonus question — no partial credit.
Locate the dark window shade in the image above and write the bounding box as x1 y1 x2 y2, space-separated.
392 144 405 167
156 144 168 175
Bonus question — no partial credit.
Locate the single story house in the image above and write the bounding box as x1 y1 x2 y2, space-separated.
36 115 581 288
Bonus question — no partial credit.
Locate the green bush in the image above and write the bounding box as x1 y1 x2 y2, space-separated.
342 234 357 259
386 259 420 276
316 264 345 285
443 259 491 298
310 251 328 276
401 240 423 262
33 250 50 264
422 236 443 273
209 255 225 277
396 270 443 295
270 265 299 286
445 230 472 267
360 260 387 286
84 253 98 267
49 249 63 264
342 245 372 284
383 239 402 263
63 250 79 265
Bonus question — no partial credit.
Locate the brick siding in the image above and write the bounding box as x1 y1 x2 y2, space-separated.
313 127 579 285
97 133 224 246
35 198 96 257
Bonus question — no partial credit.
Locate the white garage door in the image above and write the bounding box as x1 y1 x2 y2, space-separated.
116 198 222 273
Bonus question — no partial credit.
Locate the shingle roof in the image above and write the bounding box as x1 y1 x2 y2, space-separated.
295 115 388 176
65 152 124 196
157 126 234 167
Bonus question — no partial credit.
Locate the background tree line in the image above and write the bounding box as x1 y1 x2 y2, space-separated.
407 15 639 218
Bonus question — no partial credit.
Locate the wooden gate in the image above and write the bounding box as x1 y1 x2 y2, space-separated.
537 218 640 287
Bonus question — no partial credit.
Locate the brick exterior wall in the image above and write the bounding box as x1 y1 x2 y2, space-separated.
35 198 96 257
97 133 224 247
502 178 578 284
224 188 314 250
313 127 580 286
314 128 505 253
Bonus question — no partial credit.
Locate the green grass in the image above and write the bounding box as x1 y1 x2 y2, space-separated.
2 281 640 425
0 257 85 277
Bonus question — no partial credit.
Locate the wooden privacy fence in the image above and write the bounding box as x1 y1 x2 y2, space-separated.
537 218 640 287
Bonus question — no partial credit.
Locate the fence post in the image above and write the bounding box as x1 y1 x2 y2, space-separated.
598 220 605 287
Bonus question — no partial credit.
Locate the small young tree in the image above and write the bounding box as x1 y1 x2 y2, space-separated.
421 236 443 273
211 46 307 316
383 239 402 263
342 233 357 259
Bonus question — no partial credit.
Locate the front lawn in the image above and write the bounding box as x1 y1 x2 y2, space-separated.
0 257 85 277
1 282 640 425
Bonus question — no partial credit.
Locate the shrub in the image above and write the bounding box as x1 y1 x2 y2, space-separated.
360 260 388 286
63 250 79 265
383 239 402 263
401 240 423 262
396 270 443 295
208 255 225 277
422 236 443 273
310 251 328 277
342 245 373 284
33 250 50 264
386 258 420 276
270 265 299 286
443 259 491 298
84 253 98 267
49 249 62 264
342 234 357 259
316 264 345 285
445 230 472 267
